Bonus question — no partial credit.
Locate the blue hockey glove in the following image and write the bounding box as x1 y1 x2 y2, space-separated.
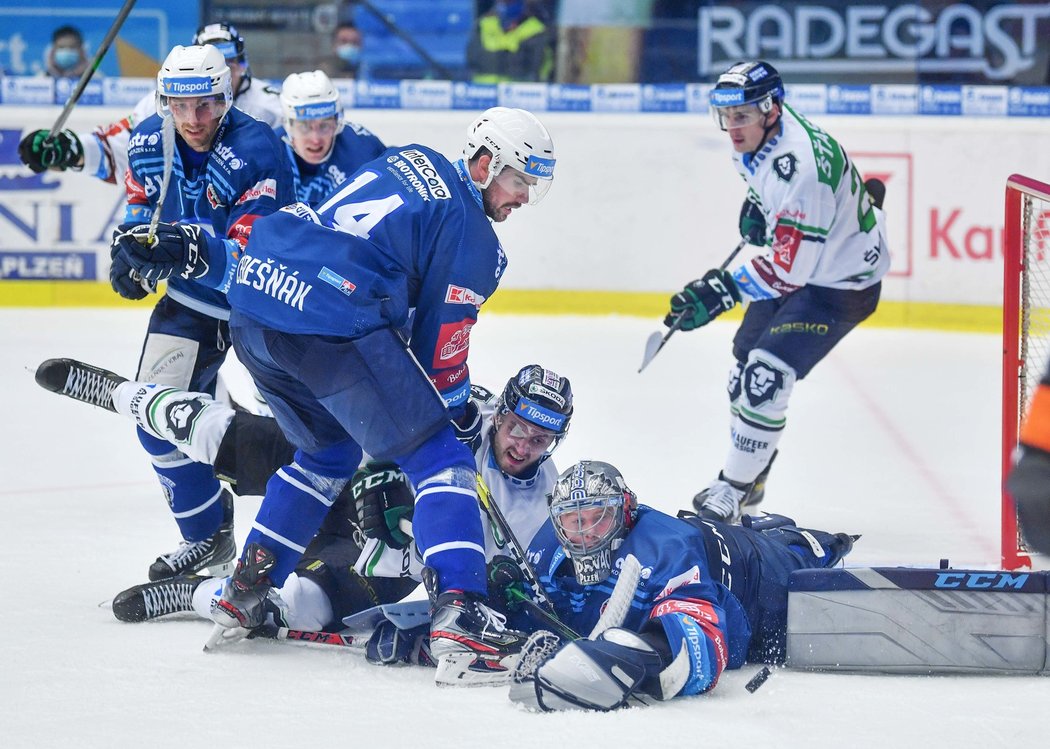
739 195 767 245
451 398 484 453
664 269 741 331
526 628 668 711
350 462 414 549
366 621 434 667
110 222 208 283
18 128 83 173
108 249 152 300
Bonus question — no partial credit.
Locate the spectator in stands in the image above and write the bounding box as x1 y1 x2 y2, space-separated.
467 0 554 83
319 21 365 79
43 25 89 79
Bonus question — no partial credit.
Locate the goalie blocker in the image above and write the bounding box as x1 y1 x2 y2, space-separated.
786 567 1049 675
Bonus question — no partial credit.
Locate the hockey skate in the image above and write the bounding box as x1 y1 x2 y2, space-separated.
430 590 527 686
692 474 749 523
35 357 127 411
694 451 778 523
148 490 236 580
112 574 209 622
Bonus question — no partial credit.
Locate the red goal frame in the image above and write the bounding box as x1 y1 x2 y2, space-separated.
1002 174 1050 569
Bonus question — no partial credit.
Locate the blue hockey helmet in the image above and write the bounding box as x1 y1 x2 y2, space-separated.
709 61 784 130
492 364 573 468
548 460 638 585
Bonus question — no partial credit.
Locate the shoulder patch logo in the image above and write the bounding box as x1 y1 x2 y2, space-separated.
773 152 798 182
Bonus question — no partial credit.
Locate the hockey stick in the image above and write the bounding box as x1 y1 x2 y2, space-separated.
46 0 138 140
476 474 558 614
637 238 748 373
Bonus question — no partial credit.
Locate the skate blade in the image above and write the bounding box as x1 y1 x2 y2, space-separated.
434 651 520 687
203 622 250 651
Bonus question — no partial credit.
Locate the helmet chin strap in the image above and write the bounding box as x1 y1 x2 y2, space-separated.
748 105 782 159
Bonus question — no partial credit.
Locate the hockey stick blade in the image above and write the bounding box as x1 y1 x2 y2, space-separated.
638 239 748 374
203 622 251 652
638 320 680 373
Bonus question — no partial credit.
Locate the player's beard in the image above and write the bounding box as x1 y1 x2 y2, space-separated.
482 186 520 223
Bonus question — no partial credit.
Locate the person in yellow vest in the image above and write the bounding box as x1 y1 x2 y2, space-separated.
467 0 554 83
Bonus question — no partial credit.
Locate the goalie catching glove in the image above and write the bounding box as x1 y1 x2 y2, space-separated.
18 129 83 173
664 268 741 331
512 626 695 712
110 222 210 284
350 462 414 549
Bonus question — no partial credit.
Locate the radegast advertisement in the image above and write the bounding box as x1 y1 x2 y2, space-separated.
683 0 1050 84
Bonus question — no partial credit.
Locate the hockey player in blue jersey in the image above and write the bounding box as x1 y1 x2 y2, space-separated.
277 70 387 206
510 460 855 711
106 43 294 583
134 106 558 660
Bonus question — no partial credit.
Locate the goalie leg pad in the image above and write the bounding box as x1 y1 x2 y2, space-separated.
787 567 1050 674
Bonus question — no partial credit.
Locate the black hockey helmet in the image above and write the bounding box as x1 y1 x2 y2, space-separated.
709 60 784 110
194 22 247 65
496 364 573 438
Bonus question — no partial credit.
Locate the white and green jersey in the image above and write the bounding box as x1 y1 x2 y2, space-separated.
353 404 557 581
729 102 890 301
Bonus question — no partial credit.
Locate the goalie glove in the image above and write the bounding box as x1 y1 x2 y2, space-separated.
664 268 741 332
110 222 209 284
349 462 414 549
517 628 671 712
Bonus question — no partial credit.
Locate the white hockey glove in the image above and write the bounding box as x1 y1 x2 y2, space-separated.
512 628 667 712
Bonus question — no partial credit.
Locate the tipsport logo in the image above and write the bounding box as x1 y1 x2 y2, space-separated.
293 102 338 120
525 155 555 178
161 77 213 96
515 398 566 432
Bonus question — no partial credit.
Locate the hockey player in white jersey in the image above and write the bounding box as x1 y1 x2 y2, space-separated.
665 60 890 523
37 358 573 667
18 22 282 183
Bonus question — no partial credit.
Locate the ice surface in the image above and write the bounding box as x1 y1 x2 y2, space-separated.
2 308 1045 747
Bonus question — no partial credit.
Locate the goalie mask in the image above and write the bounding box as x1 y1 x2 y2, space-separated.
548 461 637 585
463 107 555 205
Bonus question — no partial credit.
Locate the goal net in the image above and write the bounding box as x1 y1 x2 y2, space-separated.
1002 174 1050 569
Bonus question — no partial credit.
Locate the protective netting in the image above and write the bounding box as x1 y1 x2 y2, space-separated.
1019 194 1050 413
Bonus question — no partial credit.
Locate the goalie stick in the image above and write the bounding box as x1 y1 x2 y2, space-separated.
637 238 747 373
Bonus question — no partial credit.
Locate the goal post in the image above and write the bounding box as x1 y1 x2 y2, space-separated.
1002 174 1050 570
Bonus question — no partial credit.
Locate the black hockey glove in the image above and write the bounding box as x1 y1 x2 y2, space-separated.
350 462 414 549
664 269 741 331
451 398 484 453
487 555 530 609
739 194 767 245
108 250 152 300
110 222 209 284
18 128 83 173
